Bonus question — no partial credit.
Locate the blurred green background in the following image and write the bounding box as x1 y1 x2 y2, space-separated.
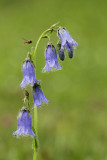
0 0 107 159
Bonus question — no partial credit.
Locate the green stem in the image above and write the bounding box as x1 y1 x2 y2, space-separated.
34 105 37 134
33 105 38 160
33 22 59 57
33 28 50 57
33 149 37 160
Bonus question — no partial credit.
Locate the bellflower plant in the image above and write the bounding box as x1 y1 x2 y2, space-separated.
13 23 78 160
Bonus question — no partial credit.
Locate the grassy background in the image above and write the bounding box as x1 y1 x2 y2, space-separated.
0 0 107 159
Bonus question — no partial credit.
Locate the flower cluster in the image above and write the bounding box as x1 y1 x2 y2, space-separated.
14 57 49 137
14 25 78 138
58 27 78 60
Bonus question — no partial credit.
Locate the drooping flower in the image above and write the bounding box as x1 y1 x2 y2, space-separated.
58 27 78 60
33 83 49 107
57 43 65 61
13 108 35 137
21 58 40 88
42 43 61 72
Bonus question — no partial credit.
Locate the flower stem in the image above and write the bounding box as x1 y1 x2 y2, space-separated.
34 105 37 133
33 29 50 57
33 105 38 160
33 22 59 57
33 149 37 160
